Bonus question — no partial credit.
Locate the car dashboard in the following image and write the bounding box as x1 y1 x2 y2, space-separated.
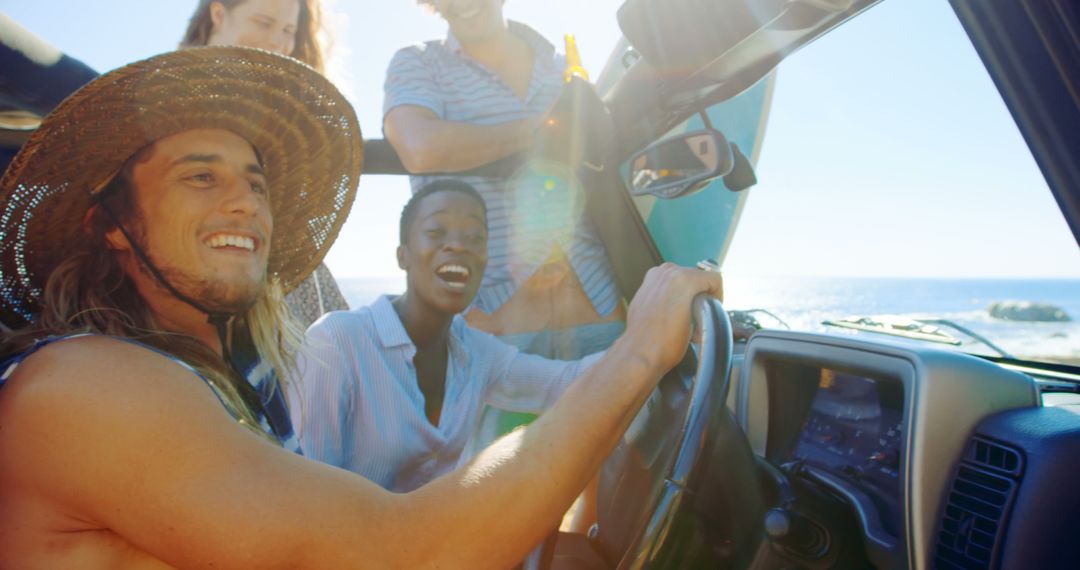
782 368 905 540
735 330 1040 569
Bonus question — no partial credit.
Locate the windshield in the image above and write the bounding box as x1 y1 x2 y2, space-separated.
707 0 1080 365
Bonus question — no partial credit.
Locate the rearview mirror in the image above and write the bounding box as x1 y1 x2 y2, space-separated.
628 129 733 199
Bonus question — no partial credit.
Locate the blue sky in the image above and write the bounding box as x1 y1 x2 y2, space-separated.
4 0 1078 278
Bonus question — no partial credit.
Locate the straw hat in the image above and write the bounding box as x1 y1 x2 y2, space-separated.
0 46 363 326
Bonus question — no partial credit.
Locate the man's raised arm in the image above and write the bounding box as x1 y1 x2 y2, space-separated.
0 264 719 568
384 104 539 174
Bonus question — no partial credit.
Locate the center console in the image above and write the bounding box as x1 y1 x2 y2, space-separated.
738 331 1037 568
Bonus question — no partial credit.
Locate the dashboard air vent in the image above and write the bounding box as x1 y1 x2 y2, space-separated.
967 437 1023 476
934 438 1022 569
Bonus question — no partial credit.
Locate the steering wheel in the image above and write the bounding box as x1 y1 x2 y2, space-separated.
541 295 766 569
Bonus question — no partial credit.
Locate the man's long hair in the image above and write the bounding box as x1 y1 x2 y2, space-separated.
180 0 327 73
0 154 303 442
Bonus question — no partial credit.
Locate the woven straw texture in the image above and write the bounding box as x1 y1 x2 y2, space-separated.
0 47 363 326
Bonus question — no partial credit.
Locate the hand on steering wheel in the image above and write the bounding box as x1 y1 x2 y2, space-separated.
543 291 753 570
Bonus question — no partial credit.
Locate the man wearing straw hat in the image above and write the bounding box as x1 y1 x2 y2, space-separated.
0 47 722 568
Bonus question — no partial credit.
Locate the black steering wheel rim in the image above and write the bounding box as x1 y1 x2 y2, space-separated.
617 294 735 567
539 295 739 570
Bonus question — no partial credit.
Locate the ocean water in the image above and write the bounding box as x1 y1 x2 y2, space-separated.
338 276 406 308
722 277 1080 362
337 276 1080 363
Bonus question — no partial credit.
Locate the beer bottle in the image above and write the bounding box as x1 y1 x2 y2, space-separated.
563 34 589 83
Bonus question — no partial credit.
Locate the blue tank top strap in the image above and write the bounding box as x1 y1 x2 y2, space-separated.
1 333 233 410
1 333 97 386
0 333 299 453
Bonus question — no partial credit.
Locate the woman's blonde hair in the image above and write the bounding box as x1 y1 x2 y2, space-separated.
0 150 303 442
180 0 326 73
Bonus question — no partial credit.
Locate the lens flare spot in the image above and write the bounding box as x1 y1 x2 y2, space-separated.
505 161 586 268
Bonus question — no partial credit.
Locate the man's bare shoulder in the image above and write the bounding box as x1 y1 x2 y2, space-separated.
2 335 214 401
0 335 234 459
0 336 331 568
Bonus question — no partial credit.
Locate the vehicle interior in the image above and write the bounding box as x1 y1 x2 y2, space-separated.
543 1 1080 568
2 0 1079 568
583 1 1080 568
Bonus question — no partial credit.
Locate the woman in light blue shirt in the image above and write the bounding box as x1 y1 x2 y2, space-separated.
288 180 602 492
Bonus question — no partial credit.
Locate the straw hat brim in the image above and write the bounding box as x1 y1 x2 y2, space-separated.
0 46 363 326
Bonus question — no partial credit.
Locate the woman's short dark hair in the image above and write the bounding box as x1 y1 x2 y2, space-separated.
399 179 487 245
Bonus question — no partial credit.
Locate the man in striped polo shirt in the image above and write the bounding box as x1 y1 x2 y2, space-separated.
384 0 625 362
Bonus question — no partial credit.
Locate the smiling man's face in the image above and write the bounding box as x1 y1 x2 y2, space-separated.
398 189 488 315
109 128 273 314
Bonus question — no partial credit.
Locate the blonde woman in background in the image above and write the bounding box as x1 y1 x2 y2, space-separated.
181 0 325 73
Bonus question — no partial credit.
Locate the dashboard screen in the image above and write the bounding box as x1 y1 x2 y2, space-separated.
790 369 904 509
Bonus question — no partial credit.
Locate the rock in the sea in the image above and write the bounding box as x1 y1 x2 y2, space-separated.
988 301 1072 322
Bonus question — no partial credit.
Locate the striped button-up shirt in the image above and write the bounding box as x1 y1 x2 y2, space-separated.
383 21 620 318
287 296 601 492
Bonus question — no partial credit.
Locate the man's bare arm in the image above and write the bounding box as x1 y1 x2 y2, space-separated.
0 264 720 569
384 105 539 174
